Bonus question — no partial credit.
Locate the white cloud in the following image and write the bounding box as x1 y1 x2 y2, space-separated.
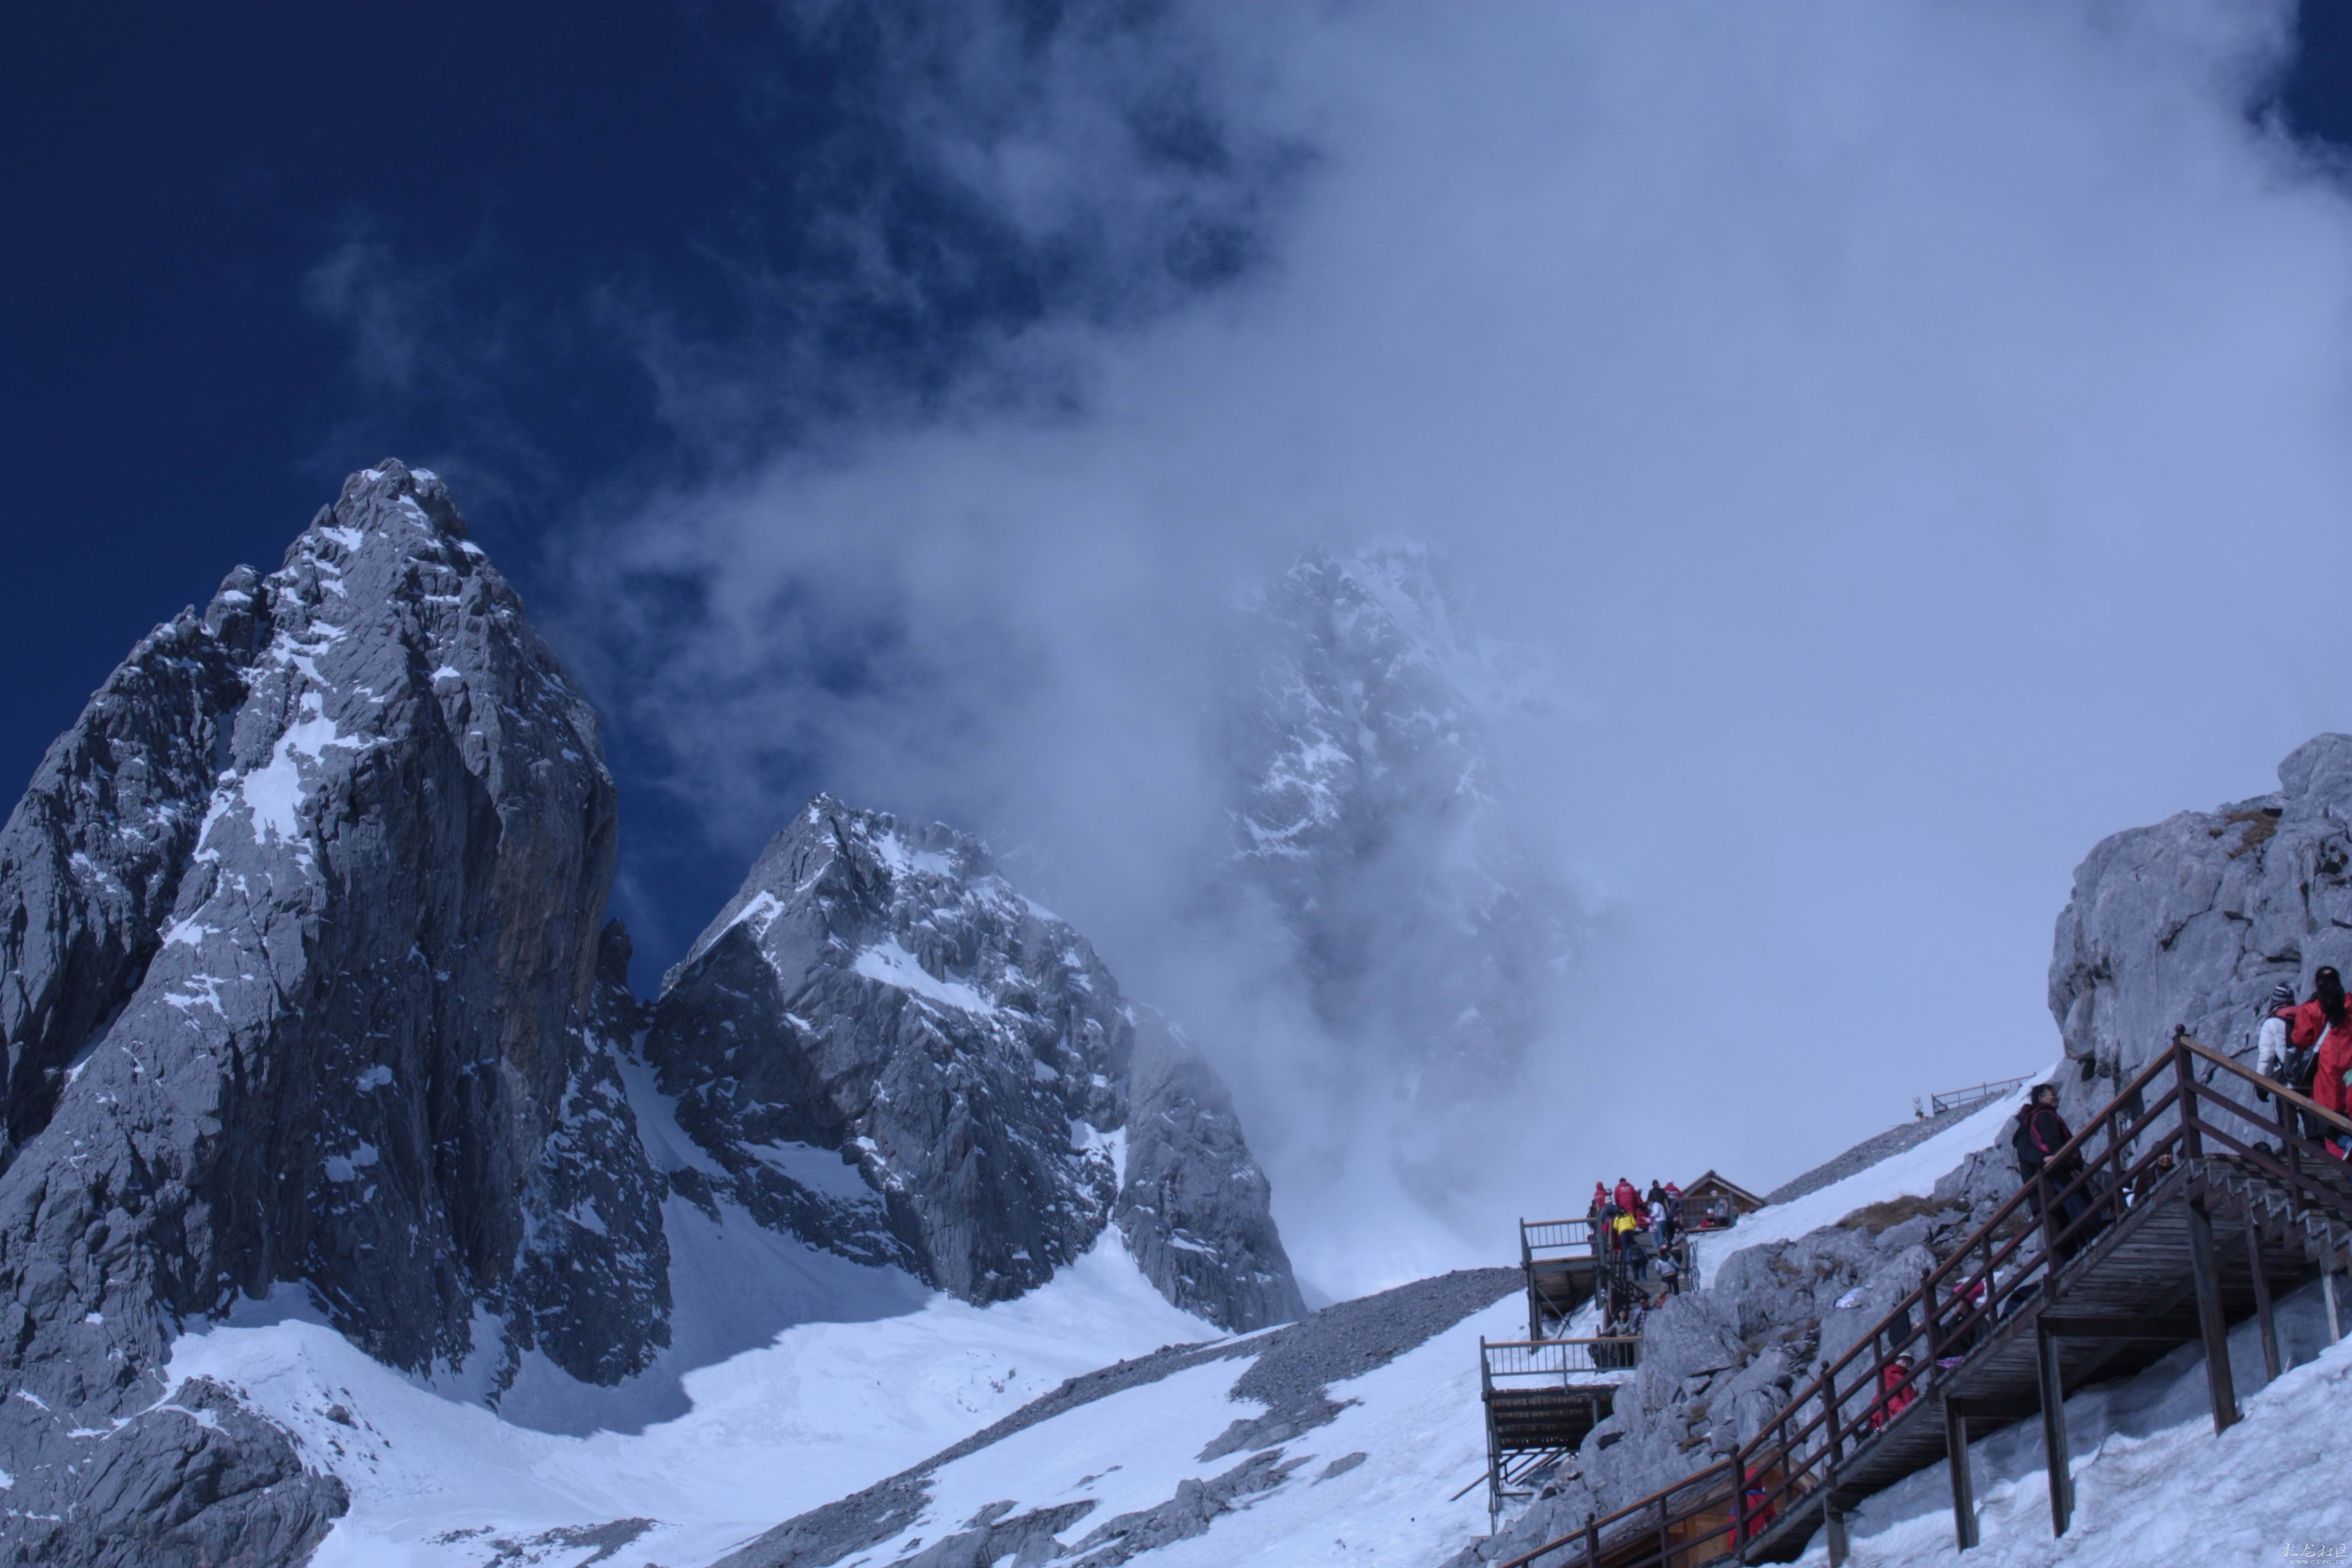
563 0 2352 1295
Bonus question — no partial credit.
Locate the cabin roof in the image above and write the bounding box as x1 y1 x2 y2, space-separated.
1683 1169 1766 1209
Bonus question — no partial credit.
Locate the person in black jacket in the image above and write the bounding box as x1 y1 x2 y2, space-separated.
2013 1084 2092 1255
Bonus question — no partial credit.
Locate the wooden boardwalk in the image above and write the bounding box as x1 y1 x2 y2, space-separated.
1497 1039 2352 1568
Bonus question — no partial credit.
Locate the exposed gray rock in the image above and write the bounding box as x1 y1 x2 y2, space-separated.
1116 1011 1299 1332
0 462 669 1561
1062 1450 1306 1566
644 798 1303 1331
2048 732 2352 1128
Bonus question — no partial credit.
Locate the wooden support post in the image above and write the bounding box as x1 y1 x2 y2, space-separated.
2185 1197 2240 1435
1943 1397 1978 1550
1583 1510 1599 1568
1825 1501 1849 1568
2247 1226 2280 1385
2035 1319 2073 1538
2328 1268 2344 1346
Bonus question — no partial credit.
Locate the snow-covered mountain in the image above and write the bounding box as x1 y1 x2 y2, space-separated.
644 797 1302 1331
0 465 1298 1565
6 467 2346 1568
1216 543 1579 1199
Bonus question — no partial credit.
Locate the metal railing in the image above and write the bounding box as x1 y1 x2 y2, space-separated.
1927 1074 2032 1118
1496 1036 2352 1568
1524 1216 1599 1256
1484 1336 1645 1381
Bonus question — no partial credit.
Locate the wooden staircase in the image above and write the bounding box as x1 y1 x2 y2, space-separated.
1494 1037 2352 1568
1481 1335 1642 1530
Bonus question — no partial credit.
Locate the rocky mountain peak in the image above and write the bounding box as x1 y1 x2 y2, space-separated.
1218 542 1579 1175
646 794 1304 1331
0 460 667 1562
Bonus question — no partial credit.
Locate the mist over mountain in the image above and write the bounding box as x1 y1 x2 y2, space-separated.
1212 543 1580 1219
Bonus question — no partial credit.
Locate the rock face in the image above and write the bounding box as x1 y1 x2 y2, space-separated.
2047 733 2352 1126
644 797 1304 1331
0 462 668 1562
1218 545 1577 1174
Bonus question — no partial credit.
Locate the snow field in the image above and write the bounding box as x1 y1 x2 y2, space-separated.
839 1290 1525 1568
166 1228 1223 1568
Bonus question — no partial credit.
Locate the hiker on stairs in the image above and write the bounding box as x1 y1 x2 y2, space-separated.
2013 1084 2092 1254
1867 1354 1918 1432
2299 966 2352 1141
2256 980 2307 1097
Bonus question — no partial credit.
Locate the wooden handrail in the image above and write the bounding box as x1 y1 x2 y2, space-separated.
1487 1035 2352 1568
2179 1038 2352 1139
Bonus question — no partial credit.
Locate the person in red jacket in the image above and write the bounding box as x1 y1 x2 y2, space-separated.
1868 1355 1918 1432
1614 1178 1642 1226
2310 967 2352 1154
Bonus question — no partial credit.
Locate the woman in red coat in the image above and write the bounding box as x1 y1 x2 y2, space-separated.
2311 967 2352 1152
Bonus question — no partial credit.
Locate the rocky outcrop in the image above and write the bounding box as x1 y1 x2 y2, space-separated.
2048 733 2352 1125
1218 545 1578 1174
644 797 1304 1331
0 462 669 1561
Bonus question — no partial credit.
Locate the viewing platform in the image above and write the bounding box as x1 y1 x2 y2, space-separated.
1520 1217 1600 1340
1479 1335 1643 1528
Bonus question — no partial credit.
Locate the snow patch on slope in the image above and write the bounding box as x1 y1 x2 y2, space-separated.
167 1235 1221 1568
851 1290 1523 1567
1690 1079 2039 1286
852 935 995 1015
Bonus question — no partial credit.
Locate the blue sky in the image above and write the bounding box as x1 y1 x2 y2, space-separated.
16 3 2352 1277
4 2 1274 962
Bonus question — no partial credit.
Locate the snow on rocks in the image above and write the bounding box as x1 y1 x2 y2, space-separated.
0 462 665 1562
644 797 1305 1333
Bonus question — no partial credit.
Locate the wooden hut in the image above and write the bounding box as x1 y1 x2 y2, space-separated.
1681 1170 1766 1232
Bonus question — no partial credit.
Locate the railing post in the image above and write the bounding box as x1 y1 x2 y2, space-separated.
1943 1396 1978 1550
2248 1226 2280 1385
1823 1362 1843 1473
2033 1170 2054 1271
1583 1509 1599 1568
2036 1317 2073 1538
2177 1044 2204 1164
1730 1455 1749 1554
2185 1195 2240 1435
